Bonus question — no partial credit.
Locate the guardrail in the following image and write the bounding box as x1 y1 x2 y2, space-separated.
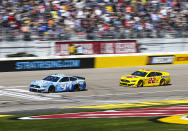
1 29 188 41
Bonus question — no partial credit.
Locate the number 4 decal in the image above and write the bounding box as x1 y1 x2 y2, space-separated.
148 77 156 84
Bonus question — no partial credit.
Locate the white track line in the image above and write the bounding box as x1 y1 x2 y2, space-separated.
5 89 62 98
0 86 63 100
5 89 30 93
0 90 52 101
0 85 27 89
0 86 5 89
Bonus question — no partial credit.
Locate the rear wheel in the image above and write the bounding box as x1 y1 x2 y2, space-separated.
137 80 143 87
73 84 80 91
48 86 55 93
160 79 166 86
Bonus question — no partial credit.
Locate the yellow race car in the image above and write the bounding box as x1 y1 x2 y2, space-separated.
120 69 170 87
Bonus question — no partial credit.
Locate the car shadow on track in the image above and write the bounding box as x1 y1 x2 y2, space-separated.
120 84 172 88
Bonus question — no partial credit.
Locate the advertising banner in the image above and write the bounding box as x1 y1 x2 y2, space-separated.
147 55 174 65
173 54 188 64
176 57 188 61
55 40 137 56
0 58 94 72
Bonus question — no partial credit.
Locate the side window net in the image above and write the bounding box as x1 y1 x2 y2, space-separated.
60 77 69 82
70 77 77 81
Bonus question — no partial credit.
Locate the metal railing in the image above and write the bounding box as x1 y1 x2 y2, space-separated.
0 28 188 41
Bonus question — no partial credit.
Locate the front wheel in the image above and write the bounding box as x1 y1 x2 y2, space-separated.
137 80 143 87
48 86 55 93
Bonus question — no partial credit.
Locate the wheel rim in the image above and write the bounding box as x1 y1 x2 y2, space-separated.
74 84 80 91
161 80 165 86
49 87 55 93
138 81 143 87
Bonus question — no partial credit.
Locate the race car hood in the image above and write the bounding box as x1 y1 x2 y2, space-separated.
121 75 142 81
31 80 52 86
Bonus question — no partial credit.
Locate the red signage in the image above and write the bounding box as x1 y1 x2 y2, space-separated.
55 40 137 56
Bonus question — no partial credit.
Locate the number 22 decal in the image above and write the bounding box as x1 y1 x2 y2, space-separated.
148 77 156 84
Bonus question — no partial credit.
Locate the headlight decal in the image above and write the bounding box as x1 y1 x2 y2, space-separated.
161 75 169 78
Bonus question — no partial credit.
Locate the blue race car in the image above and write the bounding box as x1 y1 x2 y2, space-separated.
29 74 86 93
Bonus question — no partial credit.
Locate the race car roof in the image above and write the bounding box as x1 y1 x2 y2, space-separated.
138 69 160 72
50 74 73 78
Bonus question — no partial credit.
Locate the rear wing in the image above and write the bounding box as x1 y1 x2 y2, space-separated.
74 76 85 80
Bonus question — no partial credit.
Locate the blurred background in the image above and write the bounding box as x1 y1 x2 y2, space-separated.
0 0 188 58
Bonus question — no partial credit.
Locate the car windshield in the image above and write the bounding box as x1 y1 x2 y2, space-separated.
43 76 60 82
131 71 147 77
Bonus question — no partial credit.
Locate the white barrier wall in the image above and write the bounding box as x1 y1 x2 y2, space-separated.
0 41 54 58
139 38 188 53
1 38 188 58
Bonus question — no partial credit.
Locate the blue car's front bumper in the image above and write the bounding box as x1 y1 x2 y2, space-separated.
29 85 48 93
29 88 48 93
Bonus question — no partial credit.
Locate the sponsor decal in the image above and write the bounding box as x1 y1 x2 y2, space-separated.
127 76 133 78
147 55 174 65
148 77 156 84
157 115 188 124
176 57 188 61
161 75 169 78
18 105 188 120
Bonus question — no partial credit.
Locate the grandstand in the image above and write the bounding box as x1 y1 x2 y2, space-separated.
0 0 188 41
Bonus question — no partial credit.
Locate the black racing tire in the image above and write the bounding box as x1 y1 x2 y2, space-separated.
160 79 166 86
137 80 143 87
73 84 80 91
48 86 55 93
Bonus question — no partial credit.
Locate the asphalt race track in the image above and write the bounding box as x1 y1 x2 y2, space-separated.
0 64 188 114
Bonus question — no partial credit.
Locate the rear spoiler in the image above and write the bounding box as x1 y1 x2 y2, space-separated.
74 76 85 80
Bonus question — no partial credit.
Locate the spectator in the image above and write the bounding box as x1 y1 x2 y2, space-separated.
21 24 31 41
0 0 188 40
69 44 76 55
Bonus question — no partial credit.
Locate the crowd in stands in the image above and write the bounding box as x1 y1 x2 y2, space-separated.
0 0 188 41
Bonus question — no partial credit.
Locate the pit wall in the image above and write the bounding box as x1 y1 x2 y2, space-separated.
0 52 188 72
94 53 188 68
95 55 147 68
173 54 188 65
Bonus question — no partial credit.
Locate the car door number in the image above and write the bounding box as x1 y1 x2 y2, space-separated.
61 83 67 89
148 77 156 84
